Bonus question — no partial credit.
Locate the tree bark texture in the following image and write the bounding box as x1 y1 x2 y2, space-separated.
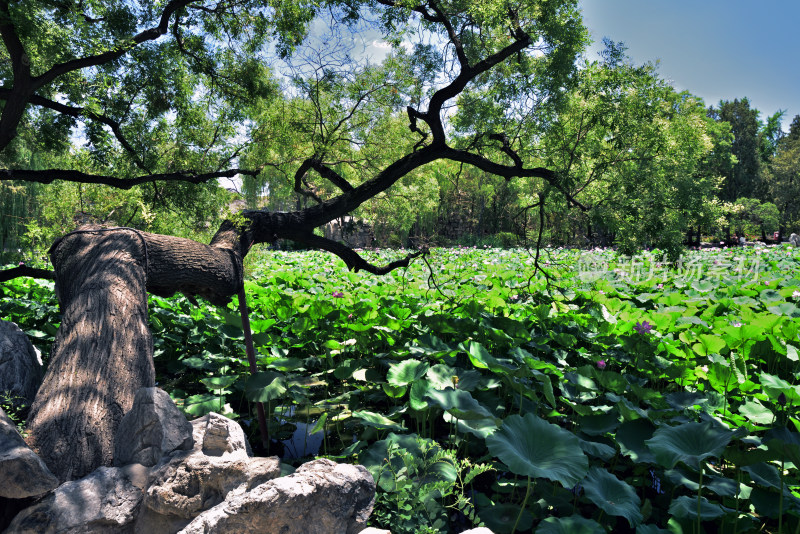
26 227 242 482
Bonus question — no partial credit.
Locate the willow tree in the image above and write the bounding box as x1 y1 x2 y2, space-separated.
1 0 586 481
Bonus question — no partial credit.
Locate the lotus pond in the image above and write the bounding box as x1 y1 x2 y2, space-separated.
2 244 800 533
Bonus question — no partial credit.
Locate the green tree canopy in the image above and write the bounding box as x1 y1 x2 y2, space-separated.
529 42 723 257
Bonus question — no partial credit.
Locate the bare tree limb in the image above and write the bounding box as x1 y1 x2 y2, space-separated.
311 160 354 192
0 0 193 152
293 156 355 202
26 94 150 171
290 233 427 274
440 146 589 211
0 265 55 283
488 133 523 168
1 168 260 189
33 0 194 89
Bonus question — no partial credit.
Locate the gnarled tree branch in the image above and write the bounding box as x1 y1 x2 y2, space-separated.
26 94 149 171
1 168 260 189
0 265 55 283
290 233 427 274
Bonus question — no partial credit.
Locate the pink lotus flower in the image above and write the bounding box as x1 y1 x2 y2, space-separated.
597 360 607 370
332 291 345 298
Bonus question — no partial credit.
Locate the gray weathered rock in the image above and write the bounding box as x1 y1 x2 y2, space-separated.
133 409 279 533
790 233 800 247
192 411 252 458
0 320 43 405
114 387 194 468
4 400 374 534
0 406 59 499
5 463 149 533
138 451 280 532
177 458 375 534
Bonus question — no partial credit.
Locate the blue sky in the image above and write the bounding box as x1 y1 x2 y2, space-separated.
579 1 800 130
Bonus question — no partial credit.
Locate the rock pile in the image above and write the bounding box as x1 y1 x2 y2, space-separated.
3 388 375 534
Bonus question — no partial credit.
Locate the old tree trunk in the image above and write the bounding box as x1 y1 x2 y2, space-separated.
26 225 244 481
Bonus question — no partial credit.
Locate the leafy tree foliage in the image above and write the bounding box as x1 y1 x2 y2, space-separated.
729 197 780 240
532 42 722 257
764 133 800 232
708 98 764 202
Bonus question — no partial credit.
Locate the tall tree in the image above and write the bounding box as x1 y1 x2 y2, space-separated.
787 114 800 142
531 41 721 258
708 98 763 202
764 130 800 232
1 0 587 481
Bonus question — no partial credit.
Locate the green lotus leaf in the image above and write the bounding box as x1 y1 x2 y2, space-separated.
486 413 588 487
424 388 494 420
478 503 532 534
691 280 717 293
244 371 287 403
264 357 304 371
408 333 452 355
351 410 405 432
578 438 616 461
635 524 671 534
738 398 775 425
199 375 238 390
742 463 781 489
616 419 657 463
467 341 504 370
358 433 436 490
181 356 208 370
645 421 733 470
759 289 783 302
581 466 642 526
426 364 483 391
333 360 358 380
668 495 734 520
767 302 799 316
664 468 738 497
760 372 800 403
409 379 431 411
765 426 800 466
578 412 620 435
535 515 605 534
183 393 224 417
443 412 499 439
381 383 407 398
665 391 707 410
387 359 429 386
692 334 727 356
